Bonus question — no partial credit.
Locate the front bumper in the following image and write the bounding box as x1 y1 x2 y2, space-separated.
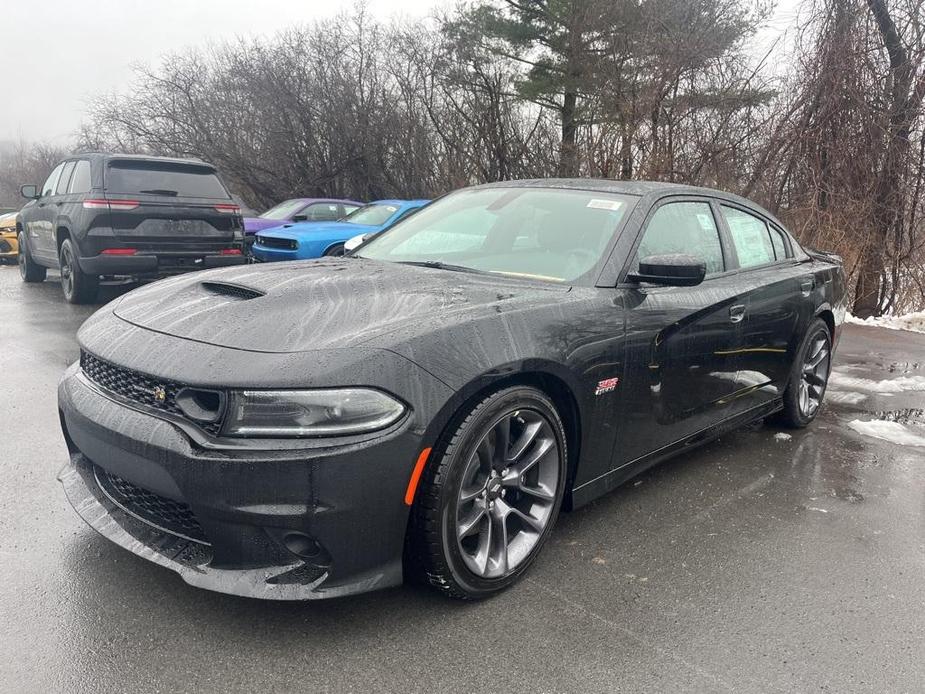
251 245 299 263
58 363 428 599
0 232 17 258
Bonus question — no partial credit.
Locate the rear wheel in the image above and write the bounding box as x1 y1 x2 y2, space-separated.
323 243 345 257
18 232 46 282
776 318 832 428
408 386 567 599
59 238 98 304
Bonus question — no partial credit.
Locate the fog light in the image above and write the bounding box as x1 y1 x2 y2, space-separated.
283 532 323 559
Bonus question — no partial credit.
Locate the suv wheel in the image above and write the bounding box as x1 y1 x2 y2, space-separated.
59 238 99 304
18 232 47 283
407 386 567 599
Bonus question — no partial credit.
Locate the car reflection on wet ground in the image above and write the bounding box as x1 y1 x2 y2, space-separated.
1 265 923 693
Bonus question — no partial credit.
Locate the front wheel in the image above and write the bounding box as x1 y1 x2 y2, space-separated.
776 318 832 428
323 243 345 257
408 386 567 599
18 232 47 282
59 238 99 304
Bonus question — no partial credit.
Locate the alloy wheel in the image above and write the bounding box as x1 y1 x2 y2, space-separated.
18 235 25 279
61 245 74 298
454 409 561 579
799 330 830 417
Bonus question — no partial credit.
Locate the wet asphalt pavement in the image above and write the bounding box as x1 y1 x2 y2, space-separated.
1 264 924 694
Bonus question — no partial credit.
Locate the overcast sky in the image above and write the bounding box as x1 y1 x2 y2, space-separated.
2 0 799 145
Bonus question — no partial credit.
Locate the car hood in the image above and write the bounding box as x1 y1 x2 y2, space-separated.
243 217 289 234
260 221 376 240
111 258 569 353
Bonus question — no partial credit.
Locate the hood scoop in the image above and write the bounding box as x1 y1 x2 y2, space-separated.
200 281 265 301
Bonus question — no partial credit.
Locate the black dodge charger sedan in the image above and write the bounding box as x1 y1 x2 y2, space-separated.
58 180 846 600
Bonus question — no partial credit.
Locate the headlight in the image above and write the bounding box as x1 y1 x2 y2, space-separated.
224 388 406 437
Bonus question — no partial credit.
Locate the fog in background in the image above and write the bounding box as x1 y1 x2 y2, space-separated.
1 0 434 144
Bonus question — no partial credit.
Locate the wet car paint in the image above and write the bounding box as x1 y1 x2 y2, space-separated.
2 266 924 690
54 180 847 599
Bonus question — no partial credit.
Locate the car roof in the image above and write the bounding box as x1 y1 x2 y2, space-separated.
71 152 218 169
469 178 783 227
369 199 430 206
285 198 365 205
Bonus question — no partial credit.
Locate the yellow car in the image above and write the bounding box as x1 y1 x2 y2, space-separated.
0 212 18 264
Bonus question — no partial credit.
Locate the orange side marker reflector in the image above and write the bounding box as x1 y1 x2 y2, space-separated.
404 448 432 506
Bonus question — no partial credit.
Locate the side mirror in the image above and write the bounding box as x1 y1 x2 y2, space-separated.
20 184 39 200
292 214 308 222
627 254 706 287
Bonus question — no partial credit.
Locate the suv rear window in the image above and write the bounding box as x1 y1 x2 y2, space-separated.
105 161 229 199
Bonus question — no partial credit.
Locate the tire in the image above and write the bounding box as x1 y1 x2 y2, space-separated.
18 232 47 282
407 386 568 599
59 238 99 304
323 243 345 257
775 318 832 428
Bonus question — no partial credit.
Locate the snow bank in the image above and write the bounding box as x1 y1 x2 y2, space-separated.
847 419 925 447
828 372 925 394
846 311 925 334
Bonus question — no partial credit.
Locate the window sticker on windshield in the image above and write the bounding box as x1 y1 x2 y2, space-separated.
586 199 623 211
696 213 714 230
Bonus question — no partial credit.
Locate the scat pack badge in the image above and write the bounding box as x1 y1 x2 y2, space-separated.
594 377 619 396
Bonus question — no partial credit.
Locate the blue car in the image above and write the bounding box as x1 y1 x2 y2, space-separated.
252 199 430 262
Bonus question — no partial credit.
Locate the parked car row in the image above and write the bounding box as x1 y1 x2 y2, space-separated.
12 151 428 303
251 198 430 261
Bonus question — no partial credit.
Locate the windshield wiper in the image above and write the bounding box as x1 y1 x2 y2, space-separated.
395 260 485 275
139 189 179 196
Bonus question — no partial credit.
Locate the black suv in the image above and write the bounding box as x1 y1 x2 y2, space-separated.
17 153 245 303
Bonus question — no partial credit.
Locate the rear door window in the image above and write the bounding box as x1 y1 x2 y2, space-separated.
721 206 775 268
41 163 64 198
55 162 76 195
769 225 790 260
105 161 229 199
68 160 92 194
635 201 725 275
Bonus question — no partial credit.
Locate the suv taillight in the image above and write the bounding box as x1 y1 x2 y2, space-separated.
83 199 139 211
214 203 240 214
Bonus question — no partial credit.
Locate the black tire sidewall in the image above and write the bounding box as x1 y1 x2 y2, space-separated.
782 318 832 427
324 243 345 257
436 387 567 597
18 232 46 282
59 238 97 304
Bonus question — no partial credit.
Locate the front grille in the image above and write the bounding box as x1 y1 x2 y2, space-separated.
80 351 223 436
256 235 296 250
95 466 209 544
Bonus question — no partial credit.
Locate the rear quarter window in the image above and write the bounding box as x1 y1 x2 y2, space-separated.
105 161 229 199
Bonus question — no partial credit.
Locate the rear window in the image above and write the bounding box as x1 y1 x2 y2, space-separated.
105 161 229 199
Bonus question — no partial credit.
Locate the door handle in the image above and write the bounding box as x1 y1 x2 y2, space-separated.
800 279 814 296
729 304 746 323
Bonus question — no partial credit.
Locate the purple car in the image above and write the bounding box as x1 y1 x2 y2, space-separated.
244 198 364 236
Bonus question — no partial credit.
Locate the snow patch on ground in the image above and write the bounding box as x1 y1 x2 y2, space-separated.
773 432 792 441
826 391 868 405
828 371 925 394
847 419 925 447
846 311 925 334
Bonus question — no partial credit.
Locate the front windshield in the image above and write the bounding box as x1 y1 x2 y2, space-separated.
344 203 400 226
260 199 307 220
356 188 634 283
